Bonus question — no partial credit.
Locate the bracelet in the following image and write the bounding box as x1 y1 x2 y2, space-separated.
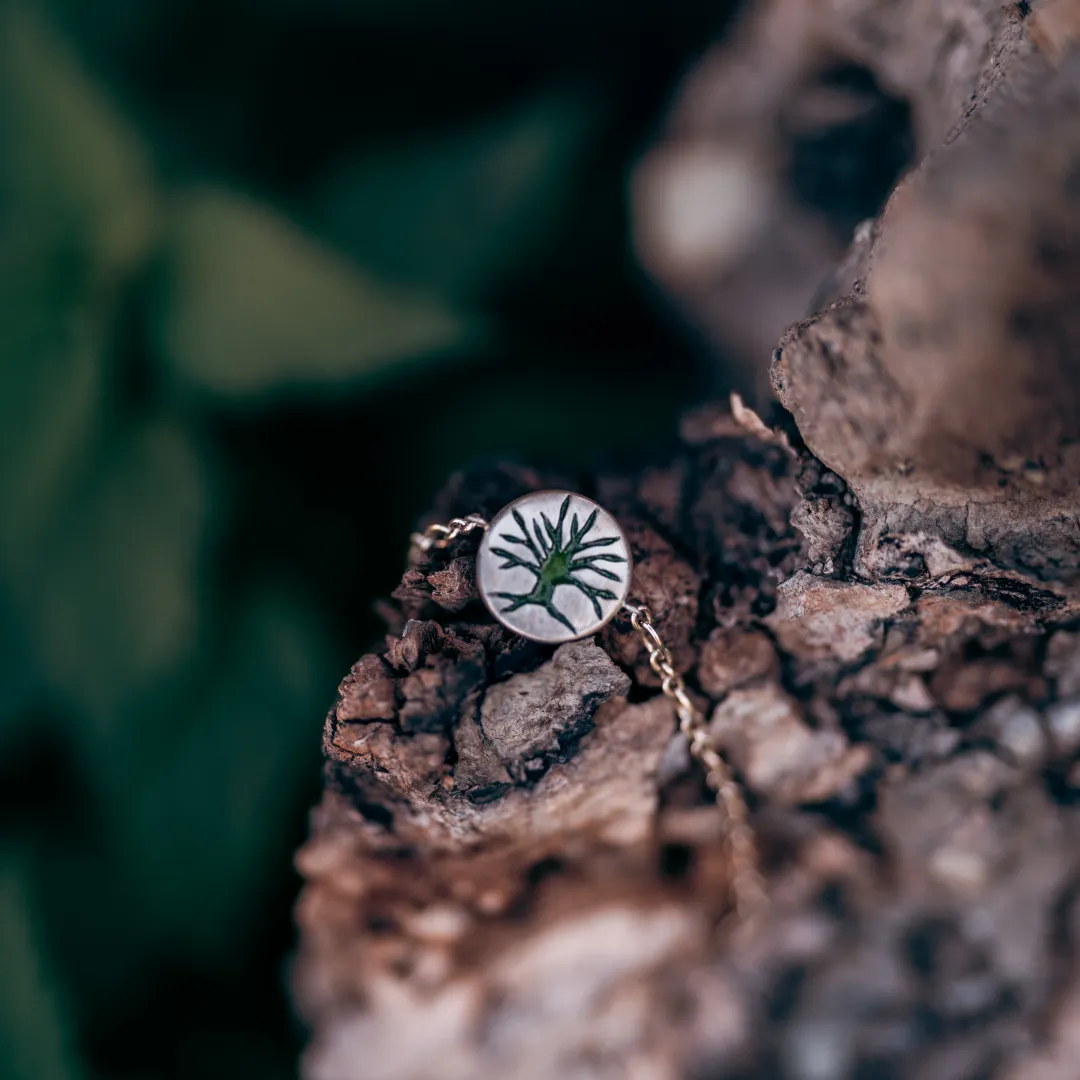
411 489 766 926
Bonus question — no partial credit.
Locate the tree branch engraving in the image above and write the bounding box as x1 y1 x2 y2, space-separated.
490 496 627 634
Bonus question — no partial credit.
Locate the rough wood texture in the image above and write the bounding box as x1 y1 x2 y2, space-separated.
294 4 1080 1079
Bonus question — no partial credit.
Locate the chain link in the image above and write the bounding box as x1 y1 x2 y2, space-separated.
410 514 488 553
624 602 767 925
406 514 764 926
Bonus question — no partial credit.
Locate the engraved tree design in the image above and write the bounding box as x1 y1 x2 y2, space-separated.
490 495 627 634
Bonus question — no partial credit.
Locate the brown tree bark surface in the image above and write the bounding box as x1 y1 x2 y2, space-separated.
294 4 1080 1079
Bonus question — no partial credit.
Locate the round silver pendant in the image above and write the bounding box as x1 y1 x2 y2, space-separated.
477 490 632 643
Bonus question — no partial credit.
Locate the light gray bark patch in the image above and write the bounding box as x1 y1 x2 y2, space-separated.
477 641 631 783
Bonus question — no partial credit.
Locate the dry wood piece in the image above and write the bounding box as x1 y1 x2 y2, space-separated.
632 0 1057 393
295 4 1080 1078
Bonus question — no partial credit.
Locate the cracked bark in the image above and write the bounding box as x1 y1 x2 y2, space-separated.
294 4 1080 1079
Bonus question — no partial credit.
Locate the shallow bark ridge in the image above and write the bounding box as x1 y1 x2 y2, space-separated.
773 45 1080 586
296 6 1080 1079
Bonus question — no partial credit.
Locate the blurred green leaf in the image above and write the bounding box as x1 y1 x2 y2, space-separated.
0 5 154 266
0 854 86 1080
0 270 106 583
313 89 597 300
117 588 331 958
0 4 154 574
26 423 208 728
155 188 478 398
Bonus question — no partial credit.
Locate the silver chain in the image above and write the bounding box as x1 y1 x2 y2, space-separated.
410 514 489 553
624 602 767 925
411 516 766 924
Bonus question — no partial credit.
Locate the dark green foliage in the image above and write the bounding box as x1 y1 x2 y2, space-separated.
0 1 719 1077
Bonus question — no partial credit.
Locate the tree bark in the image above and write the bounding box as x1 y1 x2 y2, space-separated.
293 4 1080 1079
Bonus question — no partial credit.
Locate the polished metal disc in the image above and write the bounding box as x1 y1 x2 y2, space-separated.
477 490 632 643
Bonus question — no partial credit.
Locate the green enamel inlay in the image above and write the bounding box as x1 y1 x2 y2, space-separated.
490 495 626 635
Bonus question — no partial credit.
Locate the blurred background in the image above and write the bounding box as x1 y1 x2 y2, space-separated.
0 1 744 1076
